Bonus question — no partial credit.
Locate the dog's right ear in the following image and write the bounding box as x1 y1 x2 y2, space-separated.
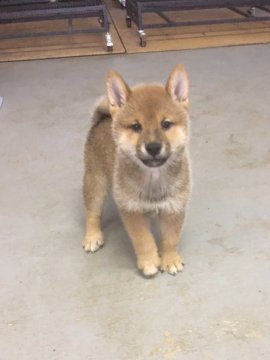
106 70 131 110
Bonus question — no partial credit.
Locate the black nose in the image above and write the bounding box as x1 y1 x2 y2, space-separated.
145 142 162 157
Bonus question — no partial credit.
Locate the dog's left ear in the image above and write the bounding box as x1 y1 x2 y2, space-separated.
166 65 189 105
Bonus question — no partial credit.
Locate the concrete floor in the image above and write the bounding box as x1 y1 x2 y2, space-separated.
0 45 270 360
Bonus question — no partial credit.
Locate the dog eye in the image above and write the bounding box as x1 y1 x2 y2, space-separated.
130 123 142 133
161 120 173 130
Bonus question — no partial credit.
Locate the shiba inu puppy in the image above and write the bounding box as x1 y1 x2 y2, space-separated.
83 65 191 277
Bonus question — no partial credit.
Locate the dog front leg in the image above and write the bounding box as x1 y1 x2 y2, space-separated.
159 211 185 275
120 211 160 278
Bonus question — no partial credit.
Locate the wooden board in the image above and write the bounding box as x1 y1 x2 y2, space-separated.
0 16 125 62
109 6 270 53
0 1 269 61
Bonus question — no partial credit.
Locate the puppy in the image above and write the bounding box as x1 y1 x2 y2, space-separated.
83 65 191 277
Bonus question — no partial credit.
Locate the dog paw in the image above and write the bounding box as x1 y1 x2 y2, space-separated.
137 254 161 278
83 232 104 253
160 252 184 275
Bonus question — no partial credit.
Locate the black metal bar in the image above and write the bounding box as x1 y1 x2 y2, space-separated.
0 6 105 23
139 0 270 13
0 1 103 13
142 15 270 29
0 0 102 5
0 27 106 40
137 2 143 30
228 7 250 17
156 11 173 24
102 5 110 32
133 0 270 10
258 5 270 11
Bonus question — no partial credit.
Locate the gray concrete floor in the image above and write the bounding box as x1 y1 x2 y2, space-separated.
0 45 270 360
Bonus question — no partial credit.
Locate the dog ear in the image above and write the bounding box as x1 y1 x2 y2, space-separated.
106 70 131 109
166 65 189 104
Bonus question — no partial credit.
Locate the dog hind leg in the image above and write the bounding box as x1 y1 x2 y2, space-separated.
83 172 108 253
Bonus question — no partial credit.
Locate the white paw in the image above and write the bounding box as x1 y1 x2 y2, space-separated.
83 233 104 253
138 254 160 278
160 253 184 275
142 264 159 278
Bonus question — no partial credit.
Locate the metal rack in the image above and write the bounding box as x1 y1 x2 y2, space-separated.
125 0 270 46
117 0 126 7
0 0 114 51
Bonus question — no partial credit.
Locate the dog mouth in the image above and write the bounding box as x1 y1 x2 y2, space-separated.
141 157 168 168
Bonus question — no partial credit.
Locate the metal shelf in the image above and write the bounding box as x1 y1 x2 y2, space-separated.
125 0 270 46
0 0 114 51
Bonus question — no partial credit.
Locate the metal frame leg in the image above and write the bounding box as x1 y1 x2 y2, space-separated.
105 32 113 51
126 0 133 27
137 3 146 46
138 29 146 47
248 7 256 16
126 15 132 27
100 5 113 52
118 0 126 8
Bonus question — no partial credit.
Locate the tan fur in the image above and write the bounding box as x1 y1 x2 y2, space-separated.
83 65 192 277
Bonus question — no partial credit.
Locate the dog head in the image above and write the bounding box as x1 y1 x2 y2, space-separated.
106 65 189 168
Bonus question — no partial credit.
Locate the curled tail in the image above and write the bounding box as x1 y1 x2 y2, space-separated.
90 97 111 129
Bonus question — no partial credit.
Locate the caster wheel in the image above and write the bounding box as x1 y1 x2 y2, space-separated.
105 32 113 52
98 17 104 26
126 17 132 28
248 7 256 16
140 37 146 47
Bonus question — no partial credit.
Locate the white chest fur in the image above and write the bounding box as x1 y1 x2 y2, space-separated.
113 162 187 214
138 167 169 202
